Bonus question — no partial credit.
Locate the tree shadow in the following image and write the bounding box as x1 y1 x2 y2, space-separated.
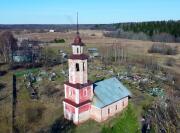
50 116 76 133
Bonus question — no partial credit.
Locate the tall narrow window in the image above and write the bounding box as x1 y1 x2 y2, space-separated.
69 89 72 97
84 89 87 96
116 105 117 110
76 63 79 71
108 108 110 114
83 62 85 71
77 48 79 54
122 101 125 106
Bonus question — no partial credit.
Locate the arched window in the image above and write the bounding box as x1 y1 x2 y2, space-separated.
84 89 87 96
69 88 72 96
76 63 79 71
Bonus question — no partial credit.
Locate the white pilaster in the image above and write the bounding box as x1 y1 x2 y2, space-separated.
64 84 67 98
75 89 79 104
74 107 79 123
63 102 66 117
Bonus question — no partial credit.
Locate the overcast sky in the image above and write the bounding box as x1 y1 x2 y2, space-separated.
0 0 180 24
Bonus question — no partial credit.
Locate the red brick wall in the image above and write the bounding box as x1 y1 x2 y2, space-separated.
90 105 102 122
65 103 75 113
79 86 92 103
90 97 129 122
79 103 91 113
65 85 76 102
68 59 88 84
101 97 128 121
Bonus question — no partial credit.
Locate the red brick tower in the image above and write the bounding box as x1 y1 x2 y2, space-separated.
63 15 93 124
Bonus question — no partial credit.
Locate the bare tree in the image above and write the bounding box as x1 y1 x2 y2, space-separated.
99 43 128 66
148 43 178 55
152 33 175 42
0 31 17 63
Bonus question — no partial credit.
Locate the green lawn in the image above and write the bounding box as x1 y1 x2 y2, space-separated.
74 120 102 133
101 103 140 133
73 103 140 133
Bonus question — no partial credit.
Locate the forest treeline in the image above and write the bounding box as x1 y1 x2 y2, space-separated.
104 20 180 42
115 20 180 37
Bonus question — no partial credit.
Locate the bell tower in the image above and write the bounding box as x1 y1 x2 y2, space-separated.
63 13 93 124
68 34 88 84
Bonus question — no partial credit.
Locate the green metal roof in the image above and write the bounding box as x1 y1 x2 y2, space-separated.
92 77 132 108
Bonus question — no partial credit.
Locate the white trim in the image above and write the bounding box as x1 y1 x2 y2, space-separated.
74 107 79 123
72 45 82 55
64 84 67 98
69 87 72 97
63 102 66 117
75 89 79 103
81 47 83 54
91 85 93 99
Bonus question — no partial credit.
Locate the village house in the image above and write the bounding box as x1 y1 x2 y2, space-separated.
87 48 99 58
49 29 55 33
12 39 42 63
63 31 131 124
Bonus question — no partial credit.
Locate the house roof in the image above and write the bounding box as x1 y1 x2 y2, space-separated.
92 77 132 108
88 48 98 51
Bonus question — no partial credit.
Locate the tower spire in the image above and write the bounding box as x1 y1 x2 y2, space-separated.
76 12 79 35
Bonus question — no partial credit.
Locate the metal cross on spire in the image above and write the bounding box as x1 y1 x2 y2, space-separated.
76 12 79 35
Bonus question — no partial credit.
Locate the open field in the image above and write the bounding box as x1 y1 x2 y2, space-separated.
16 29 180 73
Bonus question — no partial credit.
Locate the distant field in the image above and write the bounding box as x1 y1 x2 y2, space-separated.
16 29 180 75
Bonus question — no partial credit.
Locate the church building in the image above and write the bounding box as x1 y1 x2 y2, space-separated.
63 31 131 124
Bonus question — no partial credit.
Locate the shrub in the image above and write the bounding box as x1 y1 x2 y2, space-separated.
152 33 175 42
54 39 65 43
148 43 178 55
104 30 150 41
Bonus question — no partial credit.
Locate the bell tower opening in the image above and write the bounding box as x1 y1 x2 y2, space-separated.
77 47 79 54
83 62 85 71
76 63 79 71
